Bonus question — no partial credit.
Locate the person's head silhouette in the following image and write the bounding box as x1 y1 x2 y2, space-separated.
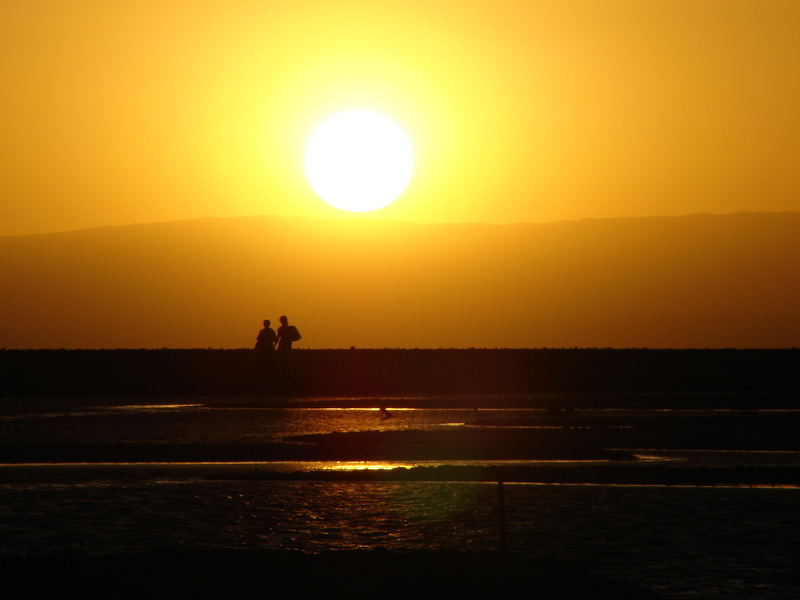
280 315 288 326
263 319 271 328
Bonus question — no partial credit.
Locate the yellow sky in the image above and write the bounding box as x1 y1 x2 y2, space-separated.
2 0 799 236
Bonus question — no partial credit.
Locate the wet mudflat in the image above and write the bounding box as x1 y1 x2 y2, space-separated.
1 396 799 599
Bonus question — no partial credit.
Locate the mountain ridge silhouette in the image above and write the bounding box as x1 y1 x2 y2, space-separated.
2 211 798 348
2 210 798 239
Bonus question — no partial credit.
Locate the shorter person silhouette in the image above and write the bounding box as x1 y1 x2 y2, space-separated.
254 319 277 359
276 315 301 352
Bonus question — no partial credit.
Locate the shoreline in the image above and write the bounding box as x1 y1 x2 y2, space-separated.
2 348 799 398
2 460 798 487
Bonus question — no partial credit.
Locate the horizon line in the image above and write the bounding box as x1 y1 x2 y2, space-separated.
2 347 798 351
2 208 799 240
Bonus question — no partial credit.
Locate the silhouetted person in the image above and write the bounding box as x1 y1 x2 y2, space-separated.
254 319 277 359
276 315 301 352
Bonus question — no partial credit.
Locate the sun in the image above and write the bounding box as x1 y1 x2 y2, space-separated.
304 110 414 212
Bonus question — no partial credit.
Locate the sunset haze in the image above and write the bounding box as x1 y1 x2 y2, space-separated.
2 212 798 349
3 1 799 234
2 1 799 349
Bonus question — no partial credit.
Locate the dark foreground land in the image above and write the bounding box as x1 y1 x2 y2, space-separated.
2 348 799 399
0 550 662 599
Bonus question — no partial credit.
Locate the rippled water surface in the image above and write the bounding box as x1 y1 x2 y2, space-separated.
1 397 799 599
1 478 798 599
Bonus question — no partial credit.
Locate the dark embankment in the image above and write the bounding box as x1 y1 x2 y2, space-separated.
1 348 799 400
0 550 663 599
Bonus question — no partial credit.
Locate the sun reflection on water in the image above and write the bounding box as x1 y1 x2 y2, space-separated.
320 461 416 471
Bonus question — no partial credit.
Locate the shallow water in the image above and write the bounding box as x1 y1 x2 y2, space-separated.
1 396 799 599
2 398 799 446
0 477 798 599
0 403 498 443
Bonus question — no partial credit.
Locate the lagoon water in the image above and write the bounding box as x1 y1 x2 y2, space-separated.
1 398 799 599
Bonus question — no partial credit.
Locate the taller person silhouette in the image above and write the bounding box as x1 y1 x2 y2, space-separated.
276 315 301 352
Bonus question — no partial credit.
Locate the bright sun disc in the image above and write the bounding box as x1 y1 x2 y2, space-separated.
304 110 414 212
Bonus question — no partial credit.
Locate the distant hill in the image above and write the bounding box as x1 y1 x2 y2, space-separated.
1 212 798 348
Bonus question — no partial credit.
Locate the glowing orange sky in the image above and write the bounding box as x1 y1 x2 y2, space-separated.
2 0 799 236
